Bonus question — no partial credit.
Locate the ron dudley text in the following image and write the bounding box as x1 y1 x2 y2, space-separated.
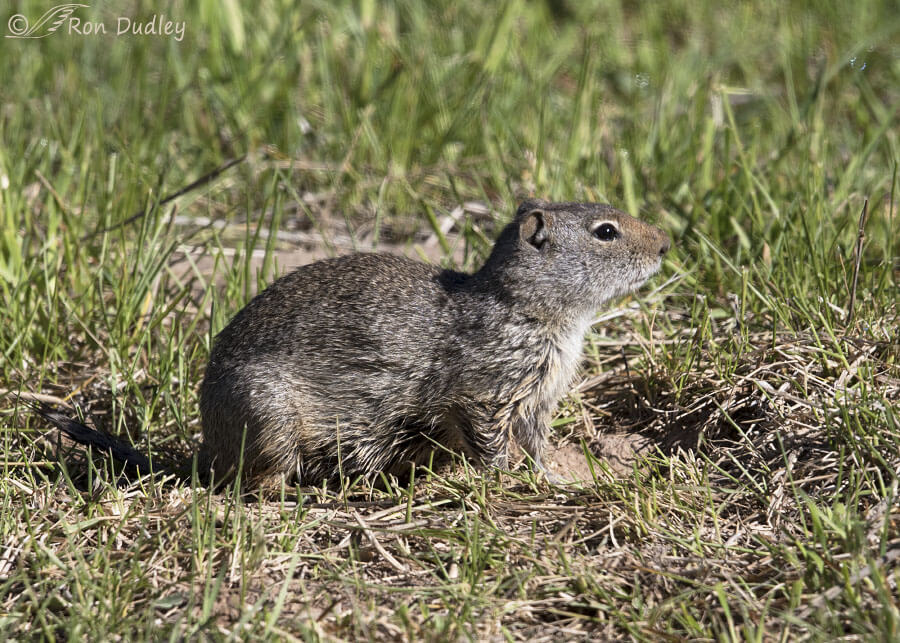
69 14 186 42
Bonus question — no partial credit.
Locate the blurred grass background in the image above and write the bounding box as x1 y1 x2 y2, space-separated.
2 0 897 347
1 0 899 638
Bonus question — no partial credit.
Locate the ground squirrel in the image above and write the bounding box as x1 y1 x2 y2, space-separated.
198 200 669 488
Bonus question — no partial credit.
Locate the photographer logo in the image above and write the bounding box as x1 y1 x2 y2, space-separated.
7 4 185 41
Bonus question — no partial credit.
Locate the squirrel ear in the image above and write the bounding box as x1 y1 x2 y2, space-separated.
516 198 550 216
520 209 550 250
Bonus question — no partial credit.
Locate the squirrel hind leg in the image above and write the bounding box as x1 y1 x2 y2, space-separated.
198 410 307 490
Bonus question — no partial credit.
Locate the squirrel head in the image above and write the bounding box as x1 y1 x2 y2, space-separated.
479 200 670 321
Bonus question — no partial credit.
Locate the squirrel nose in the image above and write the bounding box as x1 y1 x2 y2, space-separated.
658 236 671 257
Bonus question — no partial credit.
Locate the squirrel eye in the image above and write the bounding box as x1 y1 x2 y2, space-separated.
592 223 619 241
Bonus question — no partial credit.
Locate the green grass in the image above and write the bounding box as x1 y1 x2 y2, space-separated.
2 0 899 639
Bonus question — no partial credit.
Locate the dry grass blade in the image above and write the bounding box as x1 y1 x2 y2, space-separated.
847 198 870 326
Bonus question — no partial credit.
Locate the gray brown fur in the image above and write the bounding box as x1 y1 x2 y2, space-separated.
199 200 669 488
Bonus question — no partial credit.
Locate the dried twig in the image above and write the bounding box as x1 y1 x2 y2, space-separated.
82 154 248 241
351 509 409 573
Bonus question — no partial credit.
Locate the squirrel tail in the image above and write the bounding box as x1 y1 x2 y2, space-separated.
27 402 160 477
